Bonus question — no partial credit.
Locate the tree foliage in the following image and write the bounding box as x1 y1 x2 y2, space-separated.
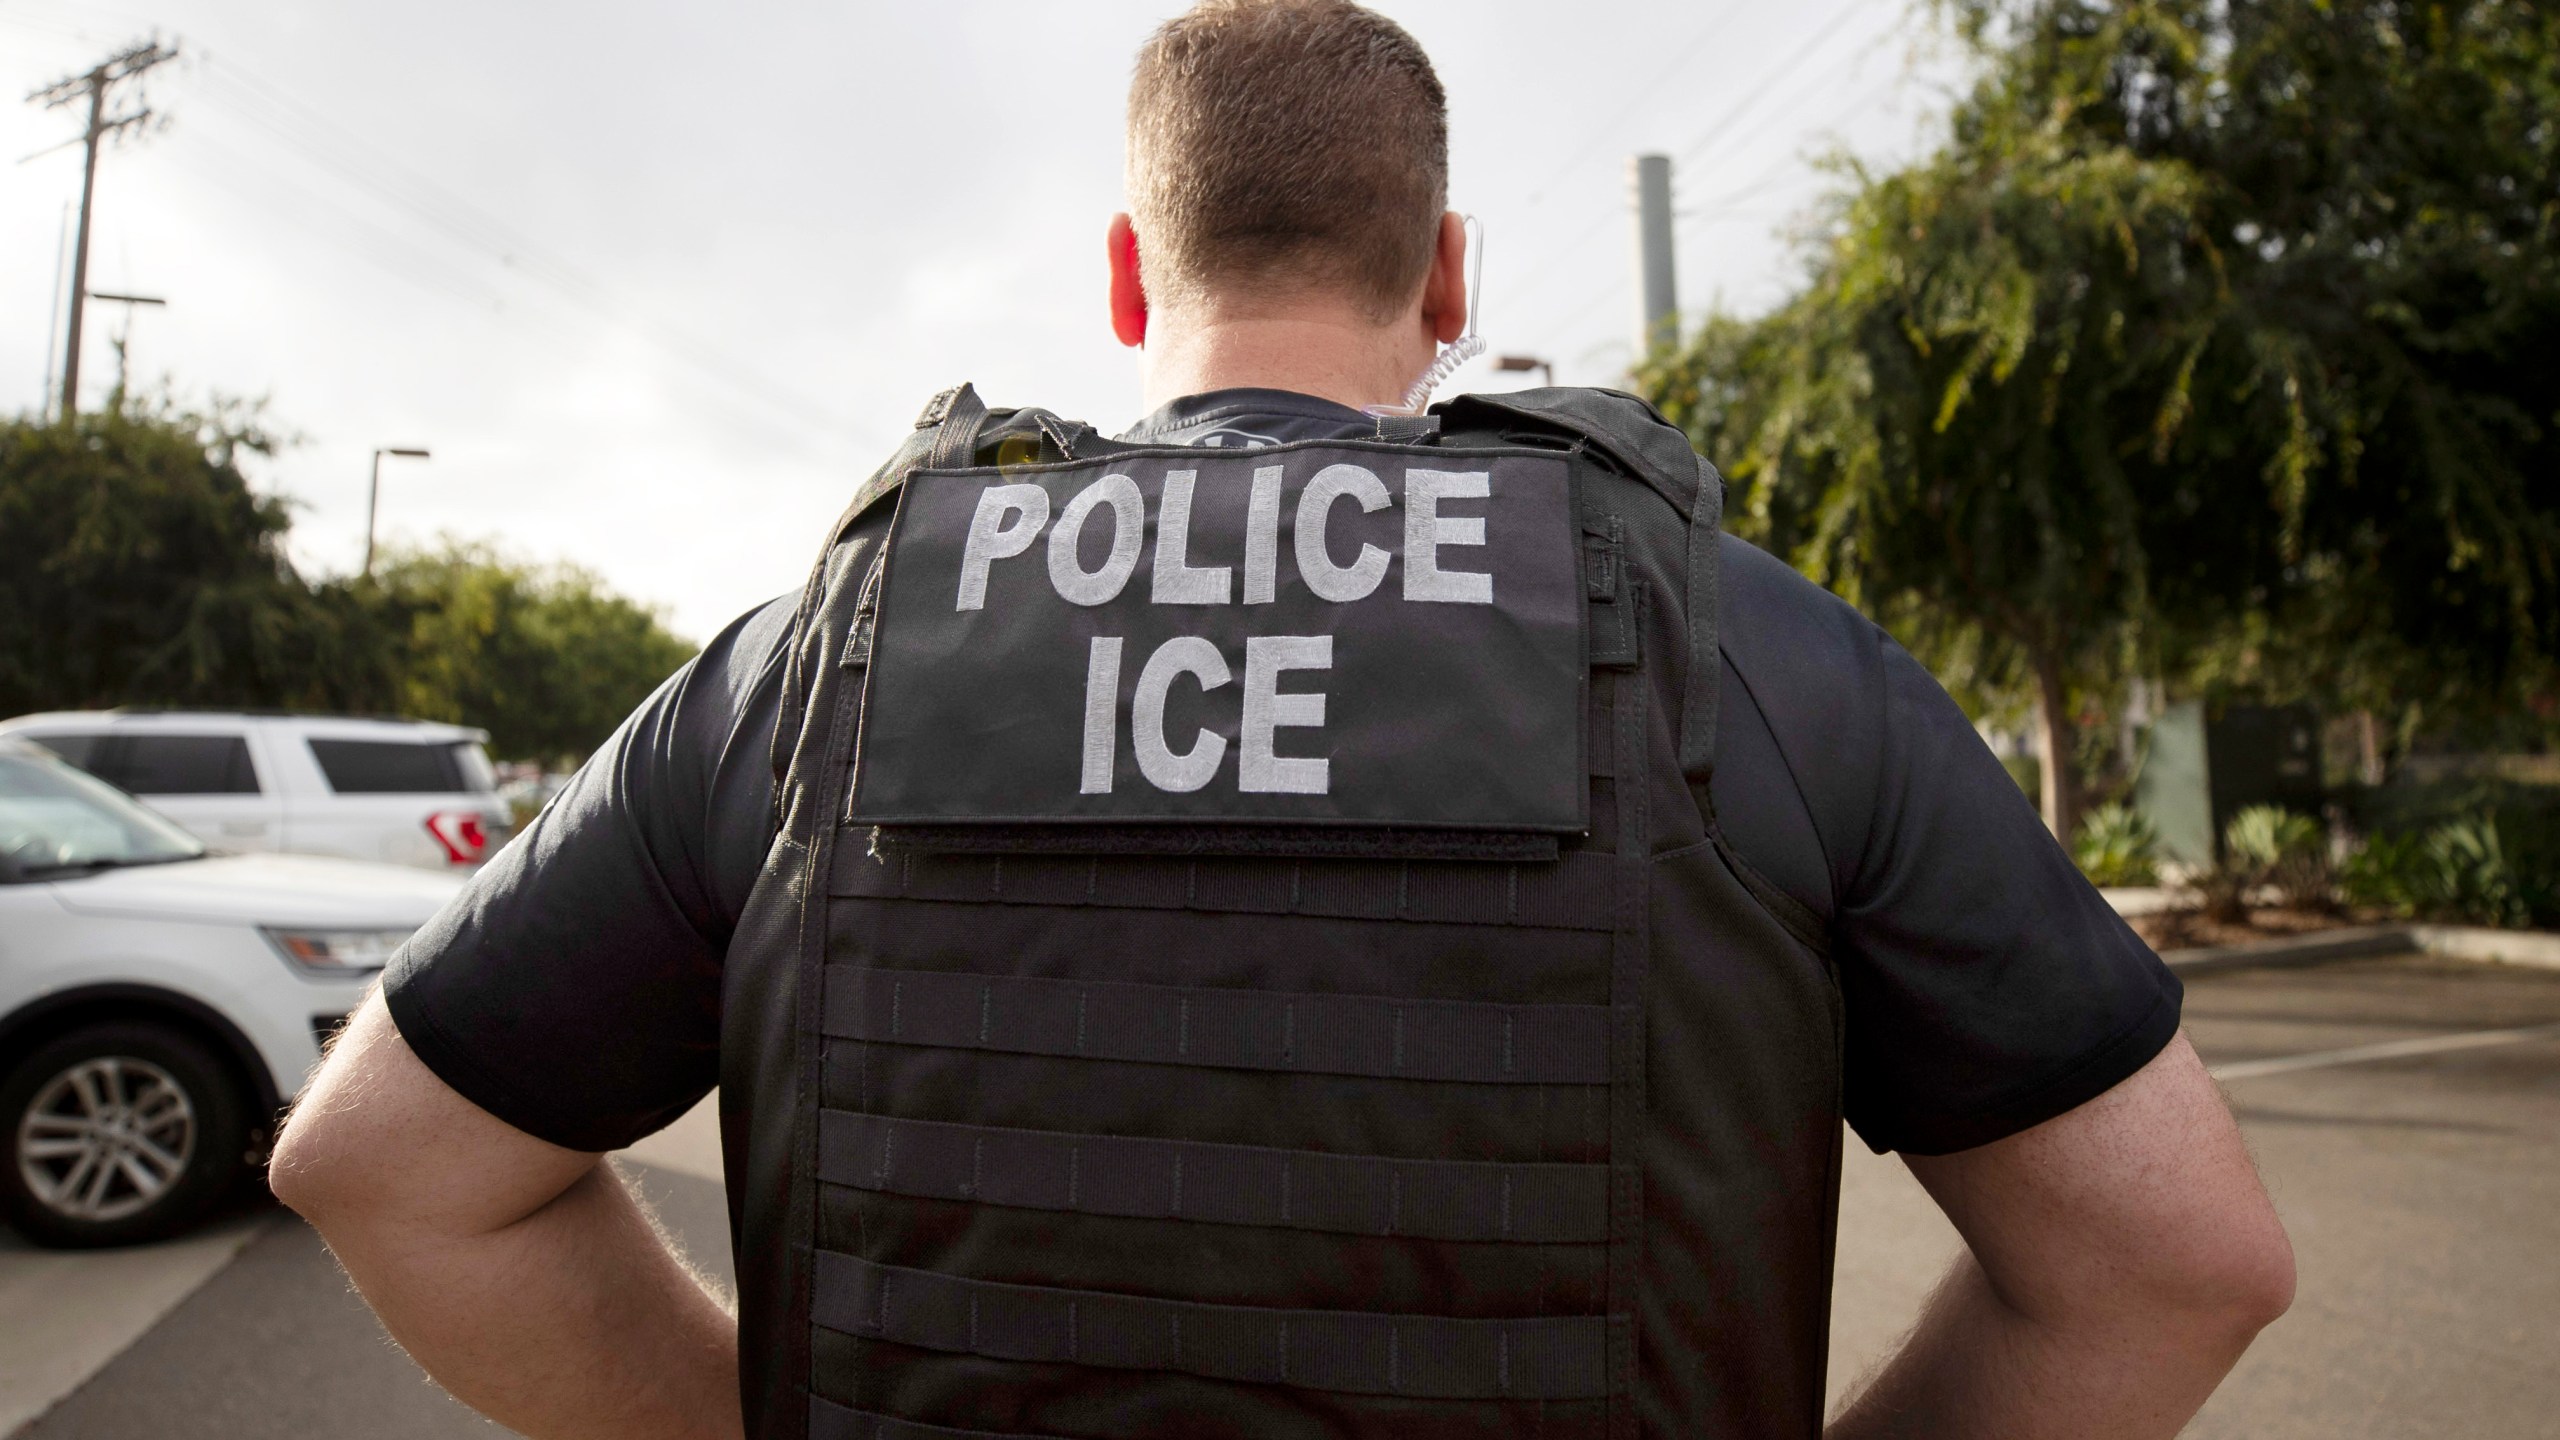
1640 0 2560 837
0 402 395 718
2023 0 2560 718
1 404 696 765
369 541 698 766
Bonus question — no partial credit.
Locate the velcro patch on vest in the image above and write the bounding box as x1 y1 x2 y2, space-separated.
848 441 1585 837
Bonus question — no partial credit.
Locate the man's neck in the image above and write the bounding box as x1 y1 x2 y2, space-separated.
1140 309 1434 413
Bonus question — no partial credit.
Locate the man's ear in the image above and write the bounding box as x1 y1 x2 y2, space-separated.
1423 211 1468 345
1108 214 1148 348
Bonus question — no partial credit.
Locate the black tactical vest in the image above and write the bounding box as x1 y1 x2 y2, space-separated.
717 386 1844 1439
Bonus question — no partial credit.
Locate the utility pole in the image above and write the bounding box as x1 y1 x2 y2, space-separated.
29 39 178 420
1631 153 1678 360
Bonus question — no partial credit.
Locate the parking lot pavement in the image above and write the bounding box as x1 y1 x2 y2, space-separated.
0 1200 272 1435
2177 956 2560 1440
4 1101 732 1440
7 955 2557 1438
1826 953 2560 1437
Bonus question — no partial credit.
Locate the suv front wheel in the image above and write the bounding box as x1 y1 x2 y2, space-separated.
1 1022 249 1247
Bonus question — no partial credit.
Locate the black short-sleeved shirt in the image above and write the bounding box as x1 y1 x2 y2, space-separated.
386 388 2179 1158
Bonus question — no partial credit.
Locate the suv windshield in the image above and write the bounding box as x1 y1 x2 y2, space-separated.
0 748 205 880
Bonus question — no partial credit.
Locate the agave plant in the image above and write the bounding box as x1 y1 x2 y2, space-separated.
2425 820 2531 928
2073 803 2159 887
2224 805 2333 913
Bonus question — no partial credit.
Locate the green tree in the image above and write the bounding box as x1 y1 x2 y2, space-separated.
0 402 395 718
1642 32 2227 839
1641 0 2560 836
2 402 697 766
369 540 696 766
1954 0 2560 731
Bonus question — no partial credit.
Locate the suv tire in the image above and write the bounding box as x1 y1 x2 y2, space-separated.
0 1022 249 1248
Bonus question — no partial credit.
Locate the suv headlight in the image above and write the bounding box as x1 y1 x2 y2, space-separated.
264 927 416 976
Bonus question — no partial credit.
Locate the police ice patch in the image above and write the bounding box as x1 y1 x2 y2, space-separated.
847 440 1585 839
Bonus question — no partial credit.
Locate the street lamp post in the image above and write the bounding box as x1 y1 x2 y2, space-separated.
87 291 164 402
364 447 431 578
1494 354 1556 388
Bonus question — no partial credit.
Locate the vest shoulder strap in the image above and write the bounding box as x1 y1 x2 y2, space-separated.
1432 386 1707 521
771 383 999 799
1436 386 1724 789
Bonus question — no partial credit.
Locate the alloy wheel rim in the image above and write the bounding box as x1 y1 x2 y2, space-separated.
17 1056 197 1224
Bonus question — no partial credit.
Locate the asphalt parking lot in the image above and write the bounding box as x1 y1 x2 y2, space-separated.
6 951 2557 1439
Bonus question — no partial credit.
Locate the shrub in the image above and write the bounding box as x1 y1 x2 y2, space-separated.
2181 858 2255 925
2341 781 2559 928
2342 815 2537 929
2225 805 2333 912
2074 803 2159 887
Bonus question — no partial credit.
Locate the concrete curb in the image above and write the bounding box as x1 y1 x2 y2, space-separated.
2410 924 2560 971
2163 926 2420 975
2162 923 2560 976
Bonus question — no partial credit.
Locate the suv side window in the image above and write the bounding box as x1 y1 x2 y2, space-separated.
308 739 468 794
110 734 262 795
26 733 111 770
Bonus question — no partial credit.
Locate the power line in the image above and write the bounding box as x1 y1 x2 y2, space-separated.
1 8 885 457
166 123 826 466
1485 0 1882 324
1506 18 1912 366
1516 206 1781 362
183 56 880 453
1511 1 1752 210
1512 142 1867 363
1666 0 1873 176
1677 25 1899 181
175 125 523 312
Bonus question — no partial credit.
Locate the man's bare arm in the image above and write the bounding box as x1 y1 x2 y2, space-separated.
269 993 741 1440
1827 1033 2294 1440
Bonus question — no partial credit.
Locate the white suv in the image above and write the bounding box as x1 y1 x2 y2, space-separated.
0 711 512 872
0 740 462 1245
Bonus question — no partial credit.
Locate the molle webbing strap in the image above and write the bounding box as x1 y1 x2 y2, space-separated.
867 823 1560 864
1605 667 1653 1437
833 848 1619 932
1679 457 1726 788
822 967 1611 1085
817 1110 1609 1243
812 1252 1612 1400
810 1397 1070 1440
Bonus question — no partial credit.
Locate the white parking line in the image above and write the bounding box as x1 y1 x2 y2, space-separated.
0 1211 274 1434
2209 1022 2560 1083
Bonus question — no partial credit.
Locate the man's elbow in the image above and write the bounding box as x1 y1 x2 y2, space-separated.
267 1097 363 1225
269 1045 405 1231
2150 1203 2297 1348
2220 1221 2298 1336
266 998 423 1230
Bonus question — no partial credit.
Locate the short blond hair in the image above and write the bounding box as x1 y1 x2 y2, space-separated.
1127 0 1448 320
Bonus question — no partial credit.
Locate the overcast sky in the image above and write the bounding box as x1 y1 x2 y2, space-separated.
3 0 1960 641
